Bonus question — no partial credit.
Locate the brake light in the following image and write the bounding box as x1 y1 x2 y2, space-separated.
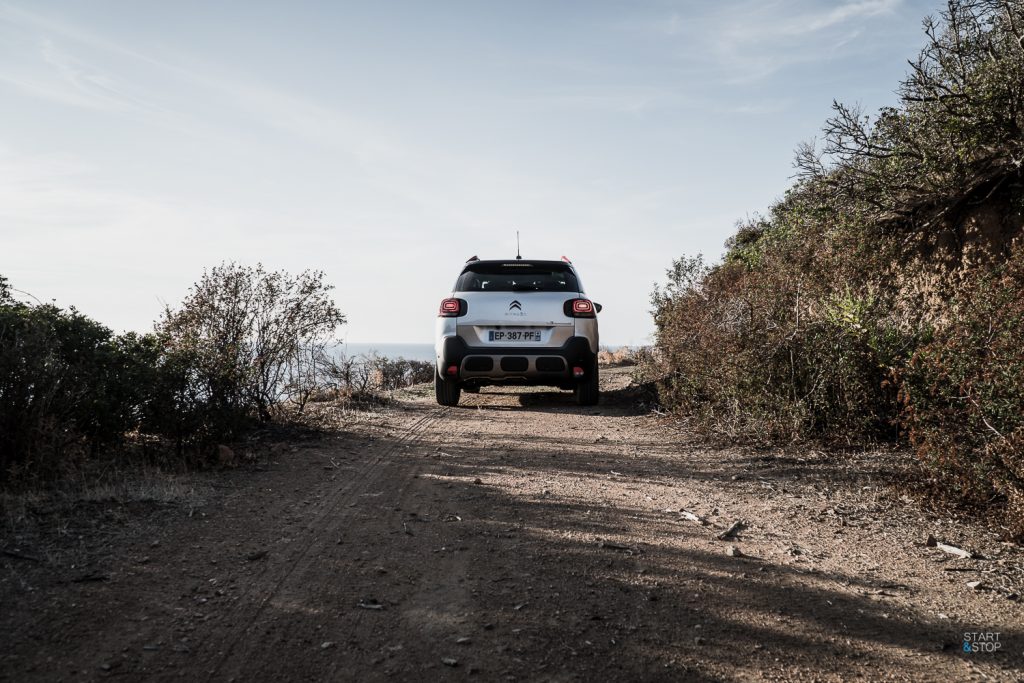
564 298 596 318
438 298 466 317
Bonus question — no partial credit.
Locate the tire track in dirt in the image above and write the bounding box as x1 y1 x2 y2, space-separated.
200 407 446 680
4 368 1023 681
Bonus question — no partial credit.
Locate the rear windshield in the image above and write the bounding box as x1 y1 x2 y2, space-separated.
455 263 580 292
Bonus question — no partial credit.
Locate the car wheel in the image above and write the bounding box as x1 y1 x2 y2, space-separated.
574 361 599 406
435 371 462 406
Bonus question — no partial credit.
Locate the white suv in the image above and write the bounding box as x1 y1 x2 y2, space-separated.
434 256 601 406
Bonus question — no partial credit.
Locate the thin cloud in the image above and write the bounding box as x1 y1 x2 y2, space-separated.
801 0 902 33
0 2 574 242
621 0 906 83
0 3 173 73
714 1 904 81
35 38 156 113
0 0 925 343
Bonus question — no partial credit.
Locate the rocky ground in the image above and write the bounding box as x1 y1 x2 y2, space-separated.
1 367 1022 681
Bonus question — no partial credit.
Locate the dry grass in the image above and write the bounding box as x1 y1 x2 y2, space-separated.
0 465 211 568
598 345 647 367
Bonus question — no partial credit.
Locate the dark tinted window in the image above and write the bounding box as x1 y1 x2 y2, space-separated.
455 262 579 292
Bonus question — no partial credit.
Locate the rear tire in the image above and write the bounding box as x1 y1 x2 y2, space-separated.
435 371 462 406
574 361 599 406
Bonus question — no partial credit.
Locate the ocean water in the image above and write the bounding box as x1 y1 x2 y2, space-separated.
335 342 436 362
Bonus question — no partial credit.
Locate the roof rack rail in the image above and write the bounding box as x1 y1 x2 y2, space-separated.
560 255 572 264
466 255 479 263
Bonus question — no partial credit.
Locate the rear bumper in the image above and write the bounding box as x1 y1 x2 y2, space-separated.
437 335 597 386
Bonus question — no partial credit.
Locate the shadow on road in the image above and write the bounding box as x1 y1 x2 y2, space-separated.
385 410 1023 680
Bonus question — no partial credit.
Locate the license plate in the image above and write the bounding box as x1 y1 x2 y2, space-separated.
488 329 543 342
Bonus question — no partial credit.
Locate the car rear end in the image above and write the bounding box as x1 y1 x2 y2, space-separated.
434 257 600 406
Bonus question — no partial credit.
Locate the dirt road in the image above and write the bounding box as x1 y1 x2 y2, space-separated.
2 367 1022 681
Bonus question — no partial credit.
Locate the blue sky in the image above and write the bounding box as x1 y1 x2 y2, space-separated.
0 0 938 344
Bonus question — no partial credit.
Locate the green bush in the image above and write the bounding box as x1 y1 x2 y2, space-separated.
0 280 157 479
0 264 347 480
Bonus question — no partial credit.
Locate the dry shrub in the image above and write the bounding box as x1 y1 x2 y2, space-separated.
598 346 644 366
315 353 433 402
651 243 916 442
155 262 345 428
650 2 1024 536
900 247 1024 539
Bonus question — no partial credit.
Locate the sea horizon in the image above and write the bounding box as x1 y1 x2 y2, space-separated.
333 342 436 362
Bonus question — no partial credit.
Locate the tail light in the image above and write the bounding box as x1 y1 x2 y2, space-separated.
563 298 596 318
438 298 467 317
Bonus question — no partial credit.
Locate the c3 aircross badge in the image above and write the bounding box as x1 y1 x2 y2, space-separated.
508 300 522 311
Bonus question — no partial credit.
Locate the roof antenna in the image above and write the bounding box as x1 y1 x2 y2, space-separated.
516 230 522 259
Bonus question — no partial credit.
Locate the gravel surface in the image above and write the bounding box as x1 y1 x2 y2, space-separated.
2 367 1022 681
